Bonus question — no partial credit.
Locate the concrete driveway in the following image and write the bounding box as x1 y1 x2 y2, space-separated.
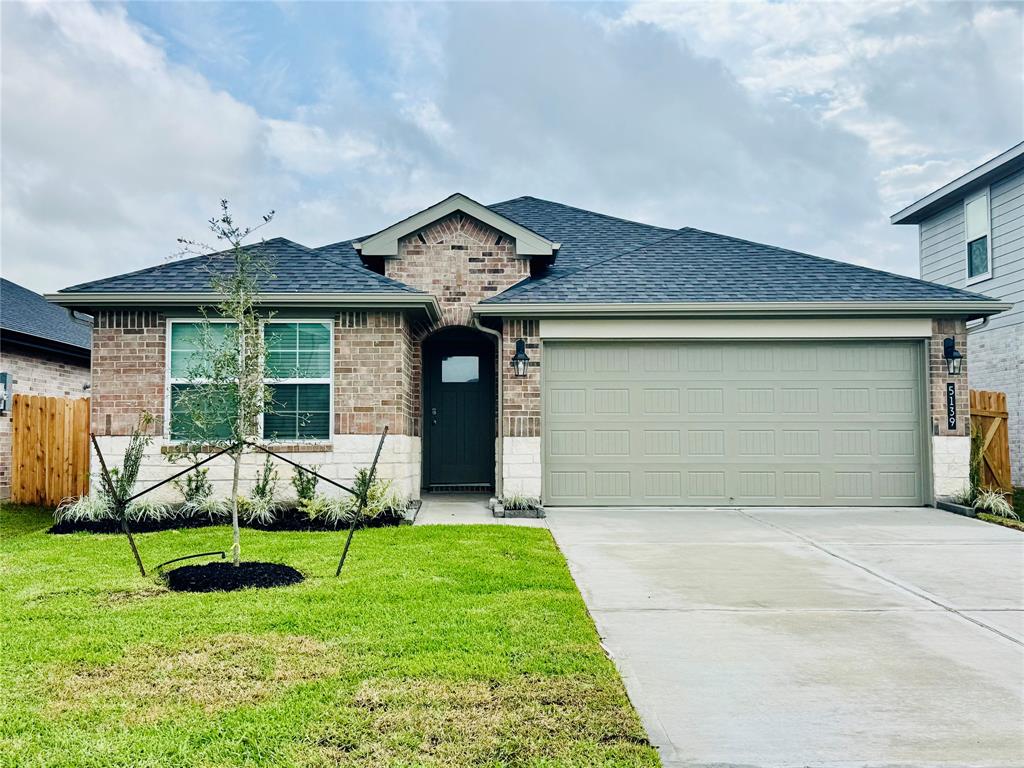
547 507 1024 768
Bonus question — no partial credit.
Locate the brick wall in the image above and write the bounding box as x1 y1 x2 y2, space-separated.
929 318 969 437
502 318 541 438
91 310 165 436
0 345 91 498
387 213 529 327
965 322 1023 484
334 311 416 436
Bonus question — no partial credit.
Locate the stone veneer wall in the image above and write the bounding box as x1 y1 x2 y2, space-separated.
929 318 971 498
0 346 91 499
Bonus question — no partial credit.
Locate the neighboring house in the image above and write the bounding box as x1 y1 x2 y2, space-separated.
892 142 1024 486
0 278 92 499
50 194 1009 507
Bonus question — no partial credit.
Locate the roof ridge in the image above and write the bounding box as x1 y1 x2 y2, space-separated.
490 195 677 233
684 227 995 301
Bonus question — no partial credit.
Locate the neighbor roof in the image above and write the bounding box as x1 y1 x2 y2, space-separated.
1 278 91 351
891 141 1024 225
479 227 1003 312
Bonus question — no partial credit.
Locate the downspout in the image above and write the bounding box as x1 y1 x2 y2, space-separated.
472 315 503 499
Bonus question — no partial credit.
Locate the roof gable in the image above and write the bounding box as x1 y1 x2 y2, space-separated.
355 193 558 258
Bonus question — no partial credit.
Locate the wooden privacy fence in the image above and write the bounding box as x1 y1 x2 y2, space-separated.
11 394 90 507
969 389 1012 494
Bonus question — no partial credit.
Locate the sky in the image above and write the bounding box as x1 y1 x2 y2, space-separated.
2 1 1022 294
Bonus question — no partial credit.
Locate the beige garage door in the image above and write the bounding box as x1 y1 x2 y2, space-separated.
543 340 927 506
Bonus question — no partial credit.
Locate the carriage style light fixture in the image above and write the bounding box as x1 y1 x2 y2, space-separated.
943 337 963 376
510 338 530 378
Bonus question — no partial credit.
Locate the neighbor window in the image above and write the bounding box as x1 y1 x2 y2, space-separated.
965 189 991 282
262 321 332 441
167 319 332 442
168 320 237 441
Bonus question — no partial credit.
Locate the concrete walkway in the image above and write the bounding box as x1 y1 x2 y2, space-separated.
414 494 547 527
547 506 1024 768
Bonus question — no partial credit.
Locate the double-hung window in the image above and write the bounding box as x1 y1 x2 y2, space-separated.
167 319 332 442
263 321 332 441
965 189 991 283
168 320 237 441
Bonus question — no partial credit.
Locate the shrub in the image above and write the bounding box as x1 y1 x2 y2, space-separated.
969 421 984 497
501 493 540 511
291 465 319 505
973 488 1018 520
298 494 335 521
334 468 406 523
252 454 279 503
56 491 113 523
950 484 976 506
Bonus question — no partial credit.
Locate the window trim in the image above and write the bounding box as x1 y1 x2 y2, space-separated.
964 186 992 286
164 317 334 444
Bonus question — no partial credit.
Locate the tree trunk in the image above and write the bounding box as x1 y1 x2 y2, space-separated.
230 448 242 566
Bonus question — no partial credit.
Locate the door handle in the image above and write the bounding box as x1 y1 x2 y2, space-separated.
431 407 438 425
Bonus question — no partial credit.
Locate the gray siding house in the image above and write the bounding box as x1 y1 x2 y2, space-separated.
893 142 1024 485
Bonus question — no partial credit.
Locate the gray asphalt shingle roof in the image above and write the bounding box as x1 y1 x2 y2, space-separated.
60 237 421 295
55 197 999 308
1 278 91 349
482 225 997 304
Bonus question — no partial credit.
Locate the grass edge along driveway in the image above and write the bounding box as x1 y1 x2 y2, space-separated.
1 504 658 768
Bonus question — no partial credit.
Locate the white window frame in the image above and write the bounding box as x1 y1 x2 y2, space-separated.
964 187 992 285
165 317 334 444
165 317 237 442
260 318 334 444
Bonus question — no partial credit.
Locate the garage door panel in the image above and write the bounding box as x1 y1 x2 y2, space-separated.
544 340 925 506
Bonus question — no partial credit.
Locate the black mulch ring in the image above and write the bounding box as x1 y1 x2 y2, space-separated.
165 561 305 593
48 507 408 535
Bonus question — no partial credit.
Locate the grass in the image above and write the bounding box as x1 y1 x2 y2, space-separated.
977 512 1024 532
0 504 657 768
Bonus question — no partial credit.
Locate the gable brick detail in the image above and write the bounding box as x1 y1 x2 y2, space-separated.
386 213 528 327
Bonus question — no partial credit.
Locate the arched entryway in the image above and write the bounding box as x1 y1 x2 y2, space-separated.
421 326 497 492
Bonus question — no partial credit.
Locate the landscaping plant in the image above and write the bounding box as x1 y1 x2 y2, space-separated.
239 454 280 524
172 201 275 566
973 488 1018 520
501 493 541 512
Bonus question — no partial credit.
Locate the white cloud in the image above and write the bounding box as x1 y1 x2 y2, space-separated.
2 1 1021 294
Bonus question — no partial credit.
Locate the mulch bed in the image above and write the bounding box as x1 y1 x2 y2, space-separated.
164 561 305 592
48 507 407 535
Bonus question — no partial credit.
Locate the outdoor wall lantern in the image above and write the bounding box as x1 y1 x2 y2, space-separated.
943 337 963 376
510 338 531 378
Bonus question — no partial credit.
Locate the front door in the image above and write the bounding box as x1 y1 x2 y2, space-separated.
423 329 496 490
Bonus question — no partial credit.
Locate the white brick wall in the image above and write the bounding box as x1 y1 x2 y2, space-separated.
502 436 541 497
91 434 421 504
967 323 1022 485
932 435 970 499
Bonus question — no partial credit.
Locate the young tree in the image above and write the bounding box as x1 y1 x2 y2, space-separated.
174 201 275 566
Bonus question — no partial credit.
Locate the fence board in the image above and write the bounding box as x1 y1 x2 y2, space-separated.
10 394 91 507
970 389 1012 494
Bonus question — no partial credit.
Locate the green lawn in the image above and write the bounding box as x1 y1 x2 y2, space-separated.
1 505 658 768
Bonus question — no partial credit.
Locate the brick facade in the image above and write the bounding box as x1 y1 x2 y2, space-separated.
91 310 165 436
0 345 91 499
929 318 969 437
387 213 529 327
334 311 416 436
502 318 541 438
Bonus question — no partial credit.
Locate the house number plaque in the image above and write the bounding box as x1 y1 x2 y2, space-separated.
946 382 957 431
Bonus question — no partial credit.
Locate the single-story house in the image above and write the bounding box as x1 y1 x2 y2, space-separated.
50 194 1010 506
1 278 92 499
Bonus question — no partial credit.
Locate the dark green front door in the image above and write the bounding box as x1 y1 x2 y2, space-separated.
424 330 495 490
